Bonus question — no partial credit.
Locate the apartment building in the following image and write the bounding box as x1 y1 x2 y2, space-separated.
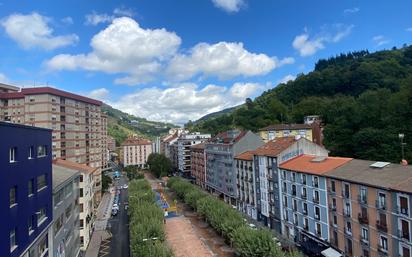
53 159 96 252
325 160 412 257
278 155 352 255
235 151 258 220
107 136 116 152
121 136 153 168
191 142 207 188
0 122 53 257
170 143 179 172
101 113 109 170
205 130 264 205
177 132 210 175
253 137 328 233
259 124 314 142
49 164 81 257
0 85 105 207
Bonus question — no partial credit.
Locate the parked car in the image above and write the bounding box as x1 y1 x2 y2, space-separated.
112 203 119 210
248 223 257 230
111 209 118 216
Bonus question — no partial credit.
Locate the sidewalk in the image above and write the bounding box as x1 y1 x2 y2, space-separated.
85 189 114 257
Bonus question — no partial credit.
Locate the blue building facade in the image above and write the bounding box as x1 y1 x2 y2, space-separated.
0 122 53 257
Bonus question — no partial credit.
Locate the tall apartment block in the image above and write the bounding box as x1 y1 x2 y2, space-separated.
326 160 412 257
0 122 53 257
49 163 81 257
53 159 97 252
121 136 153 168
278 155 352 255
205 130 264 205
177 132 210 175
235 151 257 219
191 142 207 188
0 85 106 205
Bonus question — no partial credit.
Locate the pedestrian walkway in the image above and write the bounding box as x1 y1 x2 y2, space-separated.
85 190 114 257
165 216 214 257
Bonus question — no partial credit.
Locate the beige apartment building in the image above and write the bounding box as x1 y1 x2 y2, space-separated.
0 84 106 205
121 136 152 168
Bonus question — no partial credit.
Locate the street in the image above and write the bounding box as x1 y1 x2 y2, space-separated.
106 175 130 257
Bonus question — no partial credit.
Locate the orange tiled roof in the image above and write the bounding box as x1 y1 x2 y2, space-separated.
280 155 353 175
235 151 254 161
53 159 97 174
253 137 296 157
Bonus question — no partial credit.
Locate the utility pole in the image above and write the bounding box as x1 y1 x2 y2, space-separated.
399 133 406 162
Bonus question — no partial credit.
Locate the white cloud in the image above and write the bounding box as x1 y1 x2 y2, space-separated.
292 24 353 57
1 12 79 50
278 74 296 84
372 35 390 46
212 0 245 12
46 17 181 85
167 42 292 81
406 27 412 32
61 16 73 25
109 82 263 124
113 7 134 17
0 73 9 83
87 88 109 101
343 7 360 14
84 12 115 26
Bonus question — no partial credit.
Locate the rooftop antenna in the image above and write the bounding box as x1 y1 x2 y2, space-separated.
399 133 407 165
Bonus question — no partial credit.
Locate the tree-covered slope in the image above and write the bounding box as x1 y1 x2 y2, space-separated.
102 104 178 145
186 45 412 163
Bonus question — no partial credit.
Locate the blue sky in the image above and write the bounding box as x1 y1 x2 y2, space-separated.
0 0 411 124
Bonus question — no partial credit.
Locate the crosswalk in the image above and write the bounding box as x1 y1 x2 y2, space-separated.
98 238 111 257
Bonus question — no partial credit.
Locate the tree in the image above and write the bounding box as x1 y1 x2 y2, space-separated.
147 153 172 178
102 173 112 192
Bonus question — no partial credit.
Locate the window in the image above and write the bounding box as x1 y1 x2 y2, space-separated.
361 227 369 242
303 202 308 215
332 198 337 209
316 222 321 237
38 236 48 256
79 175 83 183
10 186 17 207
314 190 320 203
399 195 409 216
80 188 83 197
37 175 47 191
10 228 17 252
313 176 319 187
331 180 336 192
292 185 297 196
302 187 307 198
333 215 337 226
291 173 296 182
28 216 34 235
315 206 321 220
293 199 297 211
37 208 47 225
9 147 17 162
54 215 63 234
303 217 308 230
28 179 34 196
343 183 350 198
302 174 307 185
80 219 84 229
65 204 72 219
346 221 352 234
379 235 388 251
360 187 367 203
378 192 386 209
37 145 47 157
28 146 34 159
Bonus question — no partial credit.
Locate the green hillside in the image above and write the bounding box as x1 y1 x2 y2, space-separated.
186 45 412 163
102 104 178 146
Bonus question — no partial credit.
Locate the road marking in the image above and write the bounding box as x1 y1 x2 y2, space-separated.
98 238 111 257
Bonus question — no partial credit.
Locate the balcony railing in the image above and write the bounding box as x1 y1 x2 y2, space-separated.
358 213 369 225
302 194 307 200
376 220 388 233
398 229 410 241
359 235 369 246
313 197 320 204
377 245 388 255
375 200 387 210
358 195 367 204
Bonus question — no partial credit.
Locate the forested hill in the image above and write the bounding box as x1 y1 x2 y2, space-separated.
186 45 412 163
102 104 177 146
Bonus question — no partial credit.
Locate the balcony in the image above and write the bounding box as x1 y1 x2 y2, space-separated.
301 194 307 200
358 213 369 225
313 197 320 204
377 245 388 255
399 229 410 241
376 220 388 233
344 209 351 218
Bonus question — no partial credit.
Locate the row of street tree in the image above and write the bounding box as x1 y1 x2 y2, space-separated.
167 177 303 257
128 179 173 257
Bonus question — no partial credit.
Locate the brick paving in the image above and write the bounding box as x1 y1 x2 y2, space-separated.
165 216 214 257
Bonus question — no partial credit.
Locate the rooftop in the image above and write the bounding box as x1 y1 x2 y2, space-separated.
253 137 296 157
53 159 97 174
326 159 412 193
234 150 255 161
121 137 152 146
259 123 312 131
280 155 353 175
0 121 52 132
209 130 247 144
52 164 80 190
191 142 206 150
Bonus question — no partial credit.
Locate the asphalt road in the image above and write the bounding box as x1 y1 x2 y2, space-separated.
107 176 130 257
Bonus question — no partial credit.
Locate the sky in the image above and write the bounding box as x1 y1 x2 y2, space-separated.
0 0 411 125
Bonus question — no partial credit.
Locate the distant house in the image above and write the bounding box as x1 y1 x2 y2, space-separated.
121 137 153 168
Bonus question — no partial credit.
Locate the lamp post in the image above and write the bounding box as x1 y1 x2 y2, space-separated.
399 133 406 161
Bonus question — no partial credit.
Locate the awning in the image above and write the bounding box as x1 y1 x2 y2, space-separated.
321 247 342 257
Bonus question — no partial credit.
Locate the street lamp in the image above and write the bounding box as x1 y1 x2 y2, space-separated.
399 133 406 162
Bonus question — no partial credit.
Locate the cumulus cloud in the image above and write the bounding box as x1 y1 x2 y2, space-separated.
372 35 390 46
343 7 360 14
113 7 134 17
87 88 110 101
1 12 79 50
292 24 353 57
278 74 296 84
167 42 293 81
109 82 263 124
212 0 245 12
84 12 115 26
46 17 181 85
